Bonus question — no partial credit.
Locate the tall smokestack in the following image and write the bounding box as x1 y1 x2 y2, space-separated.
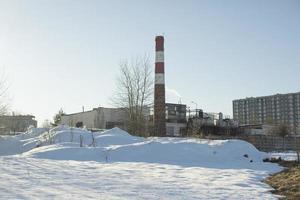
154 36 166 136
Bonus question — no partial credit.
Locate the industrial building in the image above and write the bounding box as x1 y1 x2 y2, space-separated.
165 103 187 136
186 110 239 136
0 115 37 134
60 36 239 137
60 107 127 130
233 92 300 134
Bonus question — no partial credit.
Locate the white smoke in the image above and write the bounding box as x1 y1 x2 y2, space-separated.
166 86 182 103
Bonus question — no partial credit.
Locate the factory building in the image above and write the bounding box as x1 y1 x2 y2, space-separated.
233 92 300 134
216 112 239 128
60 107 127 130
0 115 37 135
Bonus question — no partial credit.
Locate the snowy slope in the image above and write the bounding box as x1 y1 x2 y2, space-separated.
0 127 48 156
0 157 281 200
0 126 283 199
268 151 299 161
18 127 273 170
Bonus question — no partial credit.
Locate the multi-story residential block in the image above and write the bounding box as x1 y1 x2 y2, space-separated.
233 92 300 134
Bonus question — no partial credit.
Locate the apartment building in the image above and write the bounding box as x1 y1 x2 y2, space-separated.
233 92 300 134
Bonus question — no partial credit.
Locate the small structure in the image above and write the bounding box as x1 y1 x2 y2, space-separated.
0 115 37 134
166 103 187 136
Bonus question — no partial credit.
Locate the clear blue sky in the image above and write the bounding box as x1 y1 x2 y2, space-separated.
1 0 300 125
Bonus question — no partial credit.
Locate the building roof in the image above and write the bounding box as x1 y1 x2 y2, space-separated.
0 115 35 118
233 91 300 102
61 107 126 116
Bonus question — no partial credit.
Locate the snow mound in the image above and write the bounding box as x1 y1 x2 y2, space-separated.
25 126 49 137
95 127 144 147
0 127 283 199
0 125 89 156
17 127 274 169
29 127 143 148
0 126 48 156
39 127 95 146
22 145 103 161
96 138 270 169
1 126 280 170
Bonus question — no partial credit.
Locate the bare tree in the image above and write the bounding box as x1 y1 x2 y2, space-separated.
270 123 290 138
53 108 65 126
0 72 9 116
113 56 153 136
270 123 290 151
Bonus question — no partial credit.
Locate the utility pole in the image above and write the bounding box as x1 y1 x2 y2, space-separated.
191 101 198 117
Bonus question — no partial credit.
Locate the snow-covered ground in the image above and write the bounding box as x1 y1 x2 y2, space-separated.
268 151 299 161
0 126 283 199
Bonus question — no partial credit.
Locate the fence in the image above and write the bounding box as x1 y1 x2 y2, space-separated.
203 134 300 152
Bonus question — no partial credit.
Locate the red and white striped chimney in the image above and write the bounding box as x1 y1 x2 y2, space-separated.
154 36 166 136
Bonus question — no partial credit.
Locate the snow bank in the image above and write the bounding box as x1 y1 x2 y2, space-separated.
95 128 144 147
9 126 275 170
0 126 283 199
0 126 48 156
94 138 272 169
0 126 140 156
0 156 281 200
268 151 299 161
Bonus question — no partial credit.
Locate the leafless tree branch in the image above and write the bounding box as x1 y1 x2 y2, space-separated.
0 71 10 116
112 55 153 136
